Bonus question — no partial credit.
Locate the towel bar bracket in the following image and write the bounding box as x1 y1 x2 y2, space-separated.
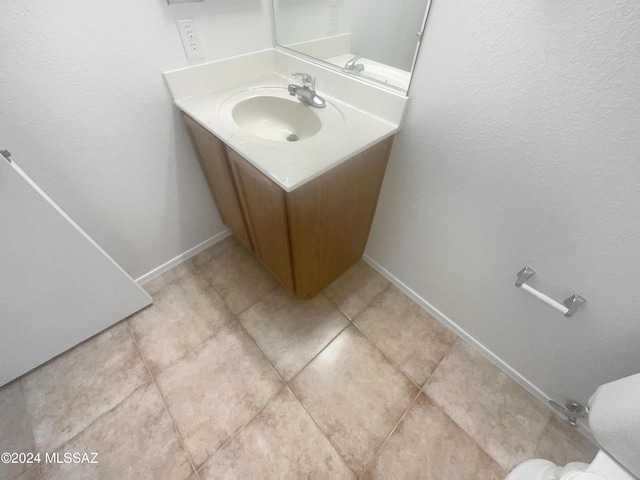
562 294 586 318
514 266 585 318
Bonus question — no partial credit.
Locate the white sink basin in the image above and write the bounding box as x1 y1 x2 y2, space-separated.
232 96 321 142
219 87 344 145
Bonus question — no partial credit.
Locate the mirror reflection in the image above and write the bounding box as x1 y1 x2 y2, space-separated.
272 0 431 93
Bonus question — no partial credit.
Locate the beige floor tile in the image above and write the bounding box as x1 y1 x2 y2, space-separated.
22 322 150 453
0 381 37 480
323 260 390 320
142 236 238 297
535 415 598 465
200 389 354 478
425 339 551 471
364 393 505 479
190 235 239 268
14 466 41 480
143 259 199 297
197 242 277 315
239 289 349 380
355 286 457 386
155 321 283 467
129 269 233 375
290 326 418 474
42 383 193 480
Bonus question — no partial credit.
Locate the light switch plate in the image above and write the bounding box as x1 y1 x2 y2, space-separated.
176 18 205 61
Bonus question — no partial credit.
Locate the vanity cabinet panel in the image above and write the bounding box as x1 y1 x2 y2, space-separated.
181 113 393 298
227 148 295 294
286 137 393 297
181 113 253 251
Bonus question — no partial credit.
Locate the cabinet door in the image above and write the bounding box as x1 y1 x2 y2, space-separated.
287 137 393 297
227 148 295 294
181 113 253 251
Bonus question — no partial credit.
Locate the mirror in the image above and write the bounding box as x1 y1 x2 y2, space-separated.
271 0 431 94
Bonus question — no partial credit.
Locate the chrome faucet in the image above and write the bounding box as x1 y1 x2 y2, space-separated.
288 73 326 108
344 54 365 74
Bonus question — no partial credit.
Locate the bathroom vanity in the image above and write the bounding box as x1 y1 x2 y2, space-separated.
164 48 408 297
183 112 393 297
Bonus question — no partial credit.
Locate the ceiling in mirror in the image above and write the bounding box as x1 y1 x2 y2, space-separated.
272 0 431 93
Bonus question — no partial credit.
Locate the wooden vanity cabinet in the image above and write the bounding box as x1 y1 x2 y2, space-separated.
182 112 393 298
286 139 391 296
227 149 295 293
182 113 253 252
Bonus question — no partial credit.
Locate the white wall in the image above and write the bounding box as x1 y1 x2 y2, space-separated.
367 0 640 404
0 0 272 279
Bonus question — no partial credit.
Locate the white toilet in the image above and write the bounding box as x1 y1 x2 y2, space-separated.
506 372 640 480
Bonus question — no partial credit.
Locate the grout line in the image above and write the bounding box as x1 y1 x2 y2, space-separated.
142 256 464 476
284 321 352 385
124 321 199 478
129 281 236 381
321 279 393 324
283 384 359 478
37 381 155 468
29 323 156 463
362 254 560 414
132 249 468 477
178 317 288 470
132 241 282 474
349 321 426 392
359 389 423 476
235 316 288 386
224 280 422 475
232 283 279 318
532 417 554 456
320 290 356 322
419 339 511 469
340 321 431 474
421 336 554 472
196 241 279 319
421 337 460 393
421 386 512 474
197 386 285 470
232 307 357 476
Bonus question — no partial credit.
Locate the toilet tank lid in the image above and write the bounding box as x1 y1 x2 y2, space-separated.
588 372 640 478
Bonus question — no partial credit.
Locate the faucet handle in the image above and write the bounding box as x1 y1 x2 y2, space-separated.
291 72 315 89
345 54 363 68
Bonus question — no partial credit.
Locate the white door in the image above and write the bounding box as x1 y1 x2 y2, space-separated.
0 150 151 386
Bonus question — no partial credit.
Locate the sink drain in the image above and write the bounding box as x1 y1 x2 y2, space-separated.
286 134 299 142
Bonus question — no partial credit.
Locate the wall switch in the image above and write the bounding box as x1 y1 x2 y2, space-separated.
176 19 205 61
328 3 338 34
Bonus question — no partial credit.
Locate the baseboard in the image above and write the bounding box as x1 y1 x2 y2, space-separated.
362 254 553 402
362 253 598 439
136 230 232 285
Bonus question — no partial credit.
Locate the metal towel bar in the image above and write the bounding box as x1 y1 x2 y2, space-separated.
515 266 585 318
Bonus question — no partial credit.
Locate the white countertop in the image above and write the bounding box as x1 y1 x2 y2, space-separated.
164 49 407 192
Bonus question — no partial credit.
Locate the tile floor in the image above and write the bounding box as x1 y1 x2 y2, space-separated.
0 235 598 480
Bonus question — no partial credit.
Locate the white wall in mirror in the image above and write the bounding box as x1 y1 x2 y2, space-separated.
272 0 430 92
